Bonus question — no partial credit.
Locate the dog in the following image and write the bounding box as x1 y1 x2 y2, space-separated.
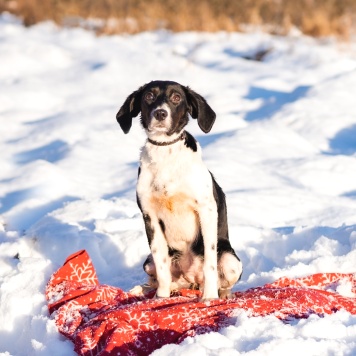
116 80 242 300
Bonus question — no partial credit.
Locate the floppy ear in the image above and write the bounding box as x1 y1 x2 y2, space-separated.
116 84 146 134
184 87 216 133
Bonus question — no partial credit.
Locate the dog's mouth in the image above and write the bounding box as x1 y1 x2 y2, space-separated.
152 122 166 128
148 122 168 131
147 117 171 133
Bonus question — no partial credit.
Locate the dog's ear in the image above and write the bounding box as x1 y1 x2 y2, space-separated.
184 87 216 133
116 84 146 134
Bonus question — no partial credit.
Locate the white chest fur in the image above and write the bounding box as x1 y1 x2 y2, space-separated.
137 140 213 249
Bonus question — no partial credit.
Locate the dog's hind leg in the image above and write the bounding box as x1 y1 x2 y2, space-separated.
218 251 243 299
129 254 158 296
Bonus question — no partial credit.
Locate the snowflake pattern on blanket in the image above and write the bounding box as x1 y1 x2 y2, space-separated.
46 250 356 355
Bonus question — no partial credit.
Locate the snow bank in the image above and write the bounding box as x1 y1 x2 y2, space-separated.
1 13 356 355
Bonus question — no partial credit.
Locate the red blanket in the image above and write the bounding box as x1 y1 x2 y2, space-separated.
46 250 356 356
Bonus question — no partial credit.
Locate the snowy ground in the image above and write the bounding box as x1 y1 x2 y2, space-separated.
1 13 356 355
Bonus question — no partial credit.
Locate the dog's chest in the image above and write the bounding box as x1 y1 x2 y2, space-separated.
139 144 199 210
137 143 210 245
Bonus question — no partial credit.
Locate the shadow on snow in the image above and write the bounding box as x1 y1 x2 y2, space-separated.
244 85 310 122
13 139 70 165
196 130 236 148
1 195 79 231
328 124 356 156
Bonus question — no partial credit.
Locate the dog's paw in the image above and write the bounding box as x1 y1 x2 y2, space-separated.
155 287 171 298
129 285 144 296
201 291 219 302
200 297 219 303
218 289 235 299
201 289 219 301
130 283 155 296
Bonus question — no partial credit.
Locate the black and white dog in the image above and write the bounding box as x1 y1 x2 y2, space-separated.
116 80 242 300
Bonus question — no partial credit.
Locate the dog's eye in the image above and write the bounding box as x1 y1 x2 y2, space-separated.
171 93 181 104
144 92 155 102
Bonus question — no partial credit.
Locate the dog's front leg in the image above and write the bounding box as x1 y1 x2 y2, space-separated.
198 200 219 300
143 213 172 298
152 228 172 298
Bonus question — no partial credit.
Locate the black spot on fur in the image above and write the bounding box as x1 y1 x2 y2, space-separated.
184 131 198 152
143 255 153 275
168 246 181 259
143 214 154 246
136 193 142 212
159 219 165 234
210 172 229 241
217 239 238 259
191 231 204 256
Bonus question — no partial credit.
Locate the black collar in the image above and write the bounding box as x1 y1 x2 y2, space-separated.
147 131 186 146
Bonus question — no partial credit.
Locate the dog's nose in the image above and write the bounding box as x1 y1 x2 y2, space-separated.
154 109 168 121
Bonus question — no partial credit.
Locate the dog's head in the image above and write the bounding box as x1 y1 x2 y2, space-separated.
116 81 216 137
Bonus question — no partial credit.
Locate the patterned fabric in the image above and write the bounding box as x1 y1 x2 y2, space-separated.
46 250 356 355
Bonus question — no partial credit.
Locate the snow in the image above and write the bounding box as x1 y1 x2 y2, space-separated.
1 12 356 355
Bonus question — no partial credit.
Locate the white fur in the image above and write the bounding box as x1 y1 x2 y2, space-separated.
137 137 219 299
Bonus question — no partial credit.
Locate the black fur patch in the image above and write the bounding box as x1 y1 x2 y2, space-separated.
217 239 239 259
211 172 229 240
143 255 153 275
168 246 181 258
191 231 204 256
143 214 154 246
158 219 165 234
184 131 198 152
136 193 142 211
